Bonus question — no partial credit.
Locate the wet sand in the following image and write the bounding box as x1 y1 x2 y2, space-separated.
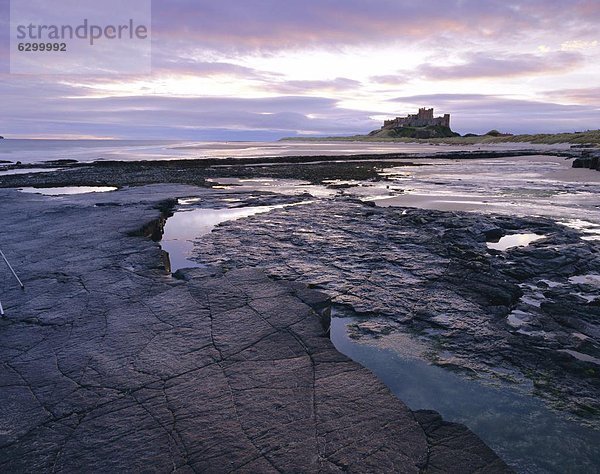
375 155 600 223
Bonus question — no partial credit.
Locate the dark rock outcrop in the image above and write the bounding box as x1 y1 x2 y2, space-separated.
0 186 509 472
369 125 460 139
572 151 600 171
191 199 600 420
0 150 570 190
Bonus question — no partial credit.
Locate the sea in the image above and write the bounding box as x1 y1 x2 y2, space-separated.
0 138 571 165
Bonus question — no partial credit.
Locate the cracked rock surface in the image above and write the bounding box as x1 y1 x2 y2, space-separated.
0 186 508 473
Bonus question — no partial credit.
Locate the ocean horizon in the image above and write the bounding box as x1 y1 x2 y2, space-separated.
0 138 571 165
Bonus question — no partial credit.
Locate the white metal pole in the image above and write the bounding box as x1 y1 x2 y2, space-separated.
0 299 4 317
0 249 24 289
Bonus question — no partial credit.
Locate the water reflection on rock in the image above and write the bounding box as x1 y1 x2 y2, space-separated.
331 312 600 474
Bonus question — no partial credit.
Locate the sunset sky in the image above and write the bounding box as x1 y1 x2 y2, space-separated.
1 0 599 139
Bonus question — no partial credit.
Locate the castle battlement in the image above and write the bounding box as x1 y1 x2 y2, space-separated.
383 108 450 129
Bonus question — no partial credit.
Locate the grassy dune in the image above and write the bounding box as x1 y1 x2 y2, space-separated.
282 129 600 145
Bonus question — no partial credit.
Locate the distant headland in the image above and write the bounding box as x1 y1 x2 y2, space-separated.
282 107 600 145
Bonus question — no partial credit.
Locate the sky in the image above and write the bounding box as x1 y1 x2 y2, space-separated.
0 0 599 140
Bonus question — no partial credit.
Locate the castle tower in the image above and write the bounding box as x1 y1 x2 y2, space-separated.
418 108 434 120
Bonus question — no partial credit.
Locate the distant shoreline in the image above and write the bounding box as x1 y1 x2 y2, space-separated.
0 148 587 191
282 129 600 146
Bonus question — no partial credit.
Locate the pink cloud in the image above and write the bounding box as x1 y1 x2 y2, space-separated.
149 0 598 52
544 87 600 105
416 51 583 80
266 78 361 94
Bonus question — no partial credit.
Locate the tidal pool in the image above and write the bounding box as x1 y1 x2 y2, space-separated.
377 155 600 226
161 199 309 272
206 177 335 198
559 219 600 241
330 312 600 474
569 274 600 287
19 186 117 195
161 207 275 272
0 167 58 176
487 233 545 251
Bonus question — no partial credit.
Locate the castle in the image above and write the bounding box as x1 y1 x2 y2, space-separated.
382 108 450 129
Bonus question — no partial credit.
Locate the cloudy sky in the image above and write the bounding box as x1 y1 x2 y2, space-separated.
1 0 599 139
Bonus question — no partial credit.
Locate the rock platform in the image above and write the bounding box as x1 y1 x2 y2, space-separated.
0 186 509 472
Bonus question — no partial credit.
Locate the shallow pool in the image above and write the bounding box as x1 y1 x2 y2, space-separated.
160 199 308 272
330 311 600 474
487 233 545 251
19 186 117 195
0 167 58 176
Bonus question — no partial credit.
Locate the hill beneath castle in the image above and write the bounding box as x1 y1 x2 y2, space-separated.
368 124 460 139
